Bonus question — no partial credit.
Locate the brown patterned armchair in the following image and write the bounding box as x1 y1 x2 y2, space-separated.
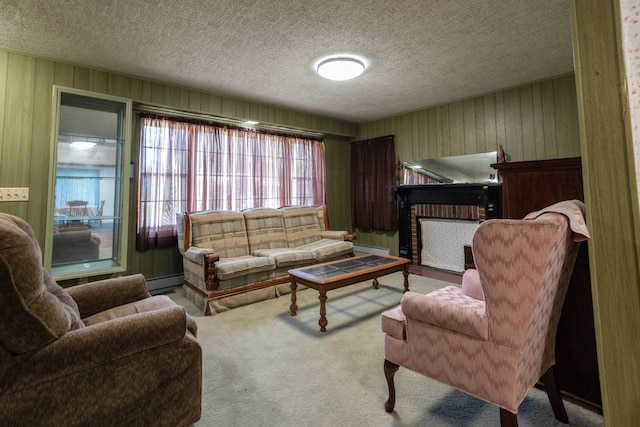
0 213 202 426
381 200 590 427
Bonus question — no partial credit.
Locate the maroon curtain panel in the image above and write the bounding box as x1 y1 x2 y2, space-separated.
349 135 398 231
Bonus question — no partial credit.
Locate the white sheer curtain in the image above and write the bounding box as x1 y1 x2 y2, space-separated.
137 115 325 250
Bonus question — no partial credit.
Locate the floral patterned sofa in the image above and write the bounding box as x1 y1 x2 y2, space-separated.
177 205 354 314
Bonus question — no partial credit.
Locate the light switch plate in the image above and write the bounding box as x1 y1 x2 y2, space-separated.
0 187 29 201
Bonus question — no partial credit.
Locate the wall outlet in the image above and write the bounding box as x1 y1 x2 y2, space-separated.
0 187 29 202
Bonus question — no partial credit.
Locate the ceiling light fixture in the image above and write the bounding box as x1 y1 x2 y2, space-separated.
317 57 365 81
243 120 259 125
70 141 96 150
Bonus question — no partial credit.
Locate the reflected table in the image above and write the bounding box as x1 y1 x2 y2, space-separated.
54 206 99 226
288 254 410 332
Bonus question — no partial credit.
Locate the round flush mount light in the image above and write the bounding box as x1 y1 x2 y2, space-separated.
70 141 96 150
317 57 365 81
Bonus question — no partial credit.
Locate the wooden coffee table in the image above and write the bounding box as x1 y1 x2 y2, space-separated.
288 254 410 332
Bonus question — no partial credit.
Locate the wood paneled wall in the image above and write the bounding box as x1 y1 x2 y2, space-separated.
572 0 640 424
0 48 358 283
353 75 581 253
324 137 352 231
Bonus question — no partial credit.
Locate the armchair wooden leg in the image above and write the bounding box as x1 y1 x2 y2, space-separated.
384 359 400 412
541 366 569 423
499 408 519 427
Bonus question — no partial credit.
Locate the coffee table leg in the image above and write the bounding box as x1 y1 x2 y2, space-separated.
402 264 409 293
290 280 298 316
318 290 328 332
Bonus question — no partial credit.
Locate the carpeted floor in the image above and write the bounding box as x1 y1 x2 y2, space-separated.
166 272 604 427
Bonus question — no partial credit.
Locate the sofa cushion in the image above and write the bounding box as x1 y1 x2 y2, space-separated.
0 214 84 355
243 207 288 251
297 238 354 262
215 255 276 280
402 287 488 340
251 248 317 267
280 206 322 247
189 210 250 258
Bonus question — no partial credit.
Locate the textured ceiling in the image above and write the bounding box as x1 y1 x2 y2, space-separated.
0 0 574 123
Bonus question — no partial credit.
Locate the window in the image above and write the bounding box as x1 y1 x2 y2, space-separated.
137 115 326 250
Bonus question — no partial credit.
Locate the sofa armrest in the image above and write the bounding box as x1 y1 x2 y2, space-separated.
66 274 150 319
184 246 217 264
320 230 349 240
401 288 489 340
183 247 220 291
3 305 190 392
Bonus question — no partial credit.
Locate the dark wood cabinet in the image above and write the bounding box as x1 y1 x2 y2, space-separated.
493 157 601 410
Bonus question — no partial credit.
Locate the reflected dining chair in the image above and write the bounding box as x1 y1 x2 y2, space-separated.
88 199 105 226
381 200 590 427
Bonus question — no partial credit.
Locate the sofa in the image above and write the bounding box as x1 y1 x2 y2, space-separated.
52 225 100 265
0 213 202 426
177 205 355 314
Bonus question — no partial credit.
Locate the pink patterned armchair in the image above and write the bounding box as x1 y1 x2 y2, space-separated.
381 200 590 427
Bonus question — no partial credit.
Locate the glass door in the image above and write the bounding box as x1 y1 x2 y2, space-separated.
45 87 132 280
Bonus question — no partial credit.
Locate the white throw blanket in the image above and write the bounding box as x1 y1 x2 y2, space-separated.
524 199 590 242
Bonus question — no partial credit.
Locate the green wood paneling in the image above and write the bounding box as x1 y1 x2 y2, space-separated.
0 51 7 207
29 59 55 236
473 97 486 153
483 94 497 152
323 138 351 231
1 54 35 222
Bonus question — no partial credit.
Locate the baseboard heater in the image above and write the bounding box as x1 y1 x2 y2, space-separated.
146 274 184 292
353 245 390 255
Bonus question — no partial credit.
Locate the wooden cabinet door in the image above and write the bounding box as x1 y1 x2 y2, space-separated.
493 157 601 409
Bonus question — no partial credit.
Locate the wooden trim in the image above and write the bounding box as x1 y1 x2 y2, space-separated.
184 276 292 300
492 157 581 172
184 276 291 300
207 276 292 299
183 211 192 253
203 253 221 291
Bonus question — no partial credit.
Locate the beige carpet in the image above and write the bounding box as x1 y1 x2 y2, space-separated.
166 272 604 427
